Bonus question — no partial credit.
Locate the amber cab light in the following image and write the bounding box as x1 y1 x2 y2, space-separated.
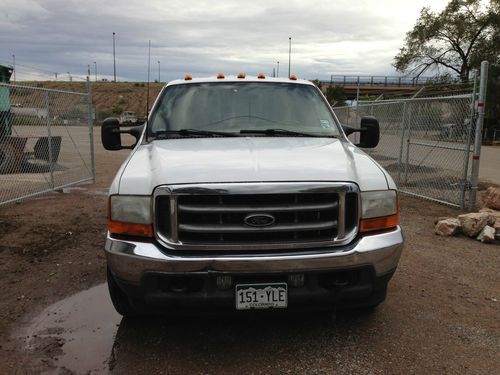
289 74 297 80
237 72 246 78
217 73 225 79
257 73 266 79
184 74 192 80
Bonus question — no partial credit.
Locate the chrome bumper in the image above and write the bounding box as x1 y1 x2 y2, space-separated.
105 227 404 284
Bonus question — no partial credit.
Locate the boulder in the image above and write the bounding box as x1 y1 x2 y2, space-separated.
476 225 496 243
479 208 500 221
494 220 500 240
435 218 461 236
483 187 500 210
458 212 494 237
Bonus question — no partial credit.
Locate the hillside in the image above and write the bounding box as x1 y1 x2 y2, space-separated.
17 81 165 121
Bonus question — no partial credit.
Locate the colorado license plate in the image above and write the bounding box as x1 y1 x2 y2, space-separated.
235 283 288 310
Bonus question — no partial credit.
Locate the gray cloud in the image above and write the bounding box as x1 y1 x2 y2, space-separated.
1 0 449 81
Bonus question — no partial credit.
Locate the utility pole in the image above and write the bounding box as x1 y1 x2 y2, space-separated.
67 72 72 82
55 72 58 81
93 61 97 81
12 54 16 82
113 32 116 82
272 68 276 77
277 61 279 77
87 64 91 77
288 37 291 78
158 60 160 82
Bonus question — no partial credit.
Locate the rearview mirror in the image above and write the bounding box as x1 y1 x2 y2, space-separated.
342 116 380 149
101 117 145 151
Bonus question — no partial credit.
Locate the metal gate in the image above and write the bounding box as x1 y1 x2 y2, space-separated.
0 78 95 206
333 63 488 209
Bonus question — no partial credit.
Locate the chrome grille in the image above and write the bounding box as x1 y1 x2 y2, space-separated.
154 183 359 251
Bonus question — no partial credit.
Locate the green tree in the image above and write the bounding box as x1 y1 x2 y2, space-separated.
325 85 347 107
393 0 499 82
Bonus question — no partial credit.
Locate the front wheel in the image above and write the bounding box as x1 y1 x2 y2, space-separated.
107 266 140 317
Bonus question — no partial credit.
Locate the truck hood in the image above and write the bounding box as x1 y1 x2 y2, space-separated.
115 137 390 194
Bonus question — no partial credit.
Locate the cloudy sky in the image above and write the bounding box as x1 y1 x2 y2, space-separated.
1 0 450 82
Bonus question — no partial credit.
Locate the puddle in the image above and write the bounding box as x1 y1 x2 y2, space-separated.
17 283 121 374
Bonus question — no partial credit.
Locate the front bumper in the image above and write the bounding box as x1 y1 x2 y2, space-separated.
105 226 404 284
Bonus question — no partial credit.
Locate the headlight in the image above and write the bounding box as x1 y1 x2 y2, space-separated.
361 190 397 218
108 195 152 237
360 190 399 233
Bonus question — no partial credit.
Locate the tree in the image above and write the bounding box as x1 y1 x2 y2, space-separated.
394 0 499 82
325 85 347 107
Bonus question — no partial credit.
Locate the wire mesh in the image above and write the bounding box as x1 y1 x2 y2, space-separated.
333 94 475 208
0 83 94 206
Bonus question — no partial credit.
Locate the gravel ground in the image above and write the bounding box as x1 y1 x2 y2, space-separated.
0 144 499 374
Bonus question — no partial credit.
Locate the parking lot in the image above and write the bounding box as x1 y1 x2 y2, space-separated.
0 137 499 374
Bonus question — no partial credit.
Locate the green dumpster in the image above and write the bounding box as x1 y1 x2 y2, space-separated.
0 64 13 137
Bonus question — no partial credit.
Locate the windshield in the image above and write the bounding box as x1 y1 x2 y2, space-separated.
149 82 341 137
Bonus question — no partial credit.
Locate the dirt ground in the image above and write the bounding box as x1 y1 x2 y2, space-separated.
0 145 499 374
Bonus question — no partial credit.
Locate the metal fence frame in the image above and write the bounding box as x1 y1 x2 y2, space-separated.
333 63 489 209
0 78 95 206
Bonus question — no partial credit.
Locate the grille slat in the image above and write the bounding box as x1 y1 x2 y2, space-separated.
179 220 338 234
178 201 338 214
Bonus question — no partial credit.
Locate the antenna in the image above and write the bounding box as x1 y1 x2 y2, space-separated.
146 40 151 131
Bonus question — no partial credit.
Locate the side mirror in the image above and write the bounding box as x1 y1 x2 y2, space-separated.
342 116 380 149
101 117 145 151
358 116 380 148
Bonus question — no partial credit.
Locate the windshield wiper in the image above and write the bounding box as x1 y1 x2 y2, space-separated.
154 129 239 138
240 128 336 138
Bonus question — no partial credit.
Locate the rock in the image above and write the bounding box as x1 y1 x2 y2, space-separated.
434 216 451 225
435 218 461 236
494 220 500 240
476 225 496 243
479 208 500 221
458 212 494 237
483 187 500 210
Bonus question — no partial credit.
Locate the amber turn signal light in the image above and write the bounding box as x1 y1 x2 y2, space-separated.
108 219 153 238
359 213 399 233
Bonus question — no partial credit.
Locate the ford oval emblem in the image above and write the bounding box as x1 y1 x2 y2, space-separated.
244 213 275 227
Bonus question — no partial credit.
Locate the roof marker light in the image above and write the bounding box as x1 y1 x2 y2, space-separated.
217 73 225 79
290 74 297 80
237 72 246 79
184 74 192 80
257 73 266 79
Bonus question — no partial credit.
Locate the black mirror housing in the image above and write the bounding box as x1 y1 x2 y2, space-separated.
358 116 380 148
101 118 122 150
101 118 145 151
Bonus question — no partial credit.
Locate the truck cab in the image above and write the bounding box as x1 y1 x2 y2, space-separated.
102 74 403 316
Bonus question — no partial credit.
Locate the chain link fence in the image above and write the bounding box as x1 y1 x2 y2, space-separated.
0 82 94 206
334 93 476 208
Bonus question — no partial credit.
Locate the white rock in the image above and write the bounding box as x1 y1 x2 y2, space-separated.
476 225 496 243
435 218 461 236
458 212 494 237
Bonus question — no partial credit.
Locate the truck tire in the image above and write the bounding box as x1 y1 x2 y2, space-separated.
0 142 21 174
107 266 140 317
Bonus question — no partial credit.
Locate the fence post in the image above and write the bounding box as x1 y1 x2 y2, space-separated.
45 91 54 188
469 61 489 208
397 102 408 184
86 77 95 183
460 70 478 209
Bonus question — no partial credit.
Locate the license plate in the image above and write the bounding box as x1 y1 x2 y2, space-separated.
235 283 288 310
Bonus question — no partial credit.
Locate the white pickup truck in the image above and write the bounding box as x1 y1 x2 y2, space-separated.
101 74 403 316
